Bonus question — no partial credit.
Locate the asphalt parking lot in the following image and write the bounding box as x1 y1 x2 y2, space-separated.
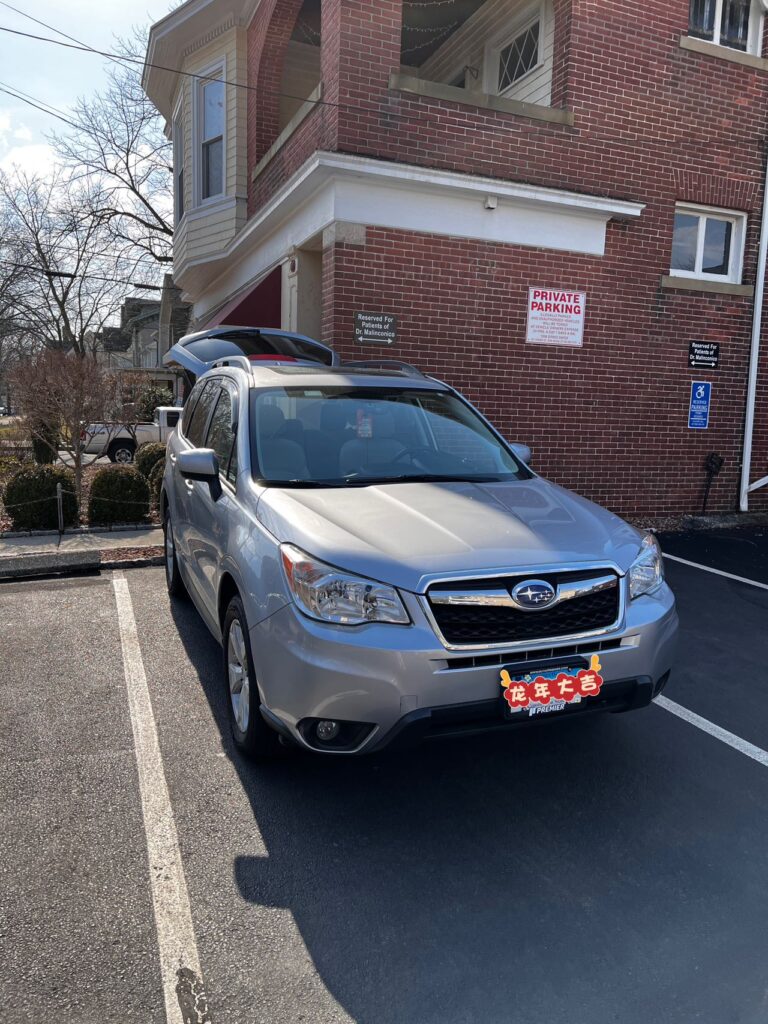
2 529 768 1024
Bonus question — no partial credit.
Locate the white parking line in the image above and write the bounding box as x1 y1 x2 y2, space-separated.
655 695 768 769
112 573 210 1024
663 553 768 591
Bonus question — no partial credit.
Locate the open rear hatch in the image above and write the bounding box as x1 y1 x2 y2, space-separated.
164 327 338 379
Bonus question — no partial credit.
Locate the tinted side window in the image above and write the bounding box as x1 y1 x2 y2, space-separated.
206 387 237 484
186 382 217 447
181 382 207 437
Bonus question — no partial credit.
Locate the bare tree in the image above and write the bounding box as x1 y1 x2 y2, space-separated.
10 350 122 503
0 170 125 357
51 31 173 270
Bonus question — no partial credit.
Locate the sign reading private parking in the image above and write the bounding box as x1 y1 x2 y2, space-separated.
689 341 720 370
526 287 586 347
354 312 398 346
688 381 712 430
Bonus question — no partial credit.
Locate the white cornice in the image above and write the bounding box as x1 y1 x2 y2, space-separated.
144 0 262 117
176 152 645 320
181 16 238 59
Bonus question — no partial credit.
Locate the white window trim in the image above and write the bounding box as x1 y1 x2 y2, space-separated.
670 203 747 284
688 0 764 56
172 94 185 225
192 58 227 209
484 4 544 97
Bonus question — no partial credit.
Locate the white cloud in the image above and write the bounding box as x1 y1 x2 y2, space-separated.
13 126 33 142
0 142 57 175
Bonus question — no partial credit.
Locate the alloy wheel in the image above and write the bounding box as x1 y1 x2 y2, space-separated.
227 619 250 733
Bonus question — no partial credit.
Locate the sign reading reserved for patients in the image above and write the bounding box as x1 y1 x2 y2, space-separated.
526 287 586 347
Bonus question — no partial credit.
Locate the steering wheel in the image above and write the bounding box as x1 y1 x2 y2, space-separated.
392 446 435 466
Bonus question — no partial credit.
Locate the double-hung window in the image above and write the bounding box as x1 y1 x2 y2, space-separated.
199 72 225 201
689 0 760 54
670 205 746 283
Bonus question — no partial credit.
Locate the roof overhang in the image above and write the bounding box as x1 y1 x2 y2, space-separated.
143 0 262 119
179 151 646 322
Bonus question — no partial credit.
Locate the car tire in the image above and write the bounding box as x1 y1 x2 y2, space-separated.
163 512 188 599
108 440 136 464
223 596 284 760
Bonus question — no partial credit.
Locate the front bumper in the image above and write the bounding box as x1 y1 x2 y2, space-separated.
249 581 678 755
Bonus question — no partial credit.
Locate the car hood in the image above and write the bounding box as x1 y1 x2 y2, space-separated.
256 477 644 593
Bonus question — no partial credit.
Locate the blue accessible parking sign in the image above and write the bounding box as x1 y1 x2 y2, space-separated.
688 381 712 430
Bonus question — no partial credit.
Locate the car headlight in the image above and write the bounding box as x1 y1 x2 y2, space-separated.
280 545 410 625
629 533 664 599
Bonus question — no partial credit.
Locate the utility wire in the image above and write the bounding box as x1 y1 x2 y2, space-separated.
0 20 516 137
0 256 161 290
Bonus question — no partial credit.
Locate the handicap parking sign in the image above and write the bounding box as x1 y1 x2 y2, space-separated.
688 381 712 430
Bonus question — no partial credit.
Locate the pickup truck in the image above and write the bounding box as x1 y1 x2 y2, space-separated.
81 406 182 463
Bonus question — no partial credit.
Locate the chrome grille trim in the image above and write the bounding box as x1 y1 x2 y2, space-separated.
422 568 626 651
429 573 618 612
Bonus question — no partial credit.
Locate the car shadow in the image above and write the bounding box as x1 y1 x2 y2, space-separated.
168 597 743 1024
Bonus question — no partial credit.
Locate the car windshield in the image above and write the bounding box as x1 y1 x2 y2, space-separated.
250 387 529 486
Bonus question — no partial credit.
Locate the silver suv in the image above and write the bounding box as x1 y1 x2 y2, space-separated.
162 328 677 758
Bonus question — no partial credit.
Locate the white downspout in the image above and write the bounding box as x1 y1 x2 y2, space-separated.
739 150 768 512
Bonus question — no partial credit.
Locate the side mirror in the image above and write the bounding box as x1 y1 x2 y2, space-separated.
178 448 222 500
511 443 532 466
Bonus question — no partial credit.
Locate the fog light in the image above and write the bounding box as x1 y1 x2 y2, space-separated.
316 720 340 744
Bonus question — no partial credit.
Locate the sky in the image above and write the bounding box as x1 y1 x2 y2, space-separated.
0 0 172 174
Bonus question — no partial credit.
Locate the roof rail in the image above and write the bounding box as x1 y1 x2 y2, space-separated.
210 356 253 373
342 359 426 379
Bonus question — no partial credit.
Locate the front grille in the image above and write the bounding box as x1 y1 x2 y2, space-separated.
427 572 620 647
441 637 626 671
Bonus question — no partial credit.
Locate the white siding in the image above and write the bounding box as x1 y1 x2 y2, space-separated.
419 0 554 108
173 28 248 273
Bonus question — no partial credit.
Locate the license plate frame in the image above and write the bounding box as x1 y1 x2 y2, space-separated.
499 657 603 720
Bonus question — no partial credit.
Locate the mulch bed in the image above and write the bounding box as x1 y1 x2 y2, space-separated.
100 546 165 570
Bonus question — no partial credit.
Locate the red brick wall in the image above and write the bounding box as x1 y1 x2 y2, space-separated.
245 0 768 513
322 225 766 517
246 0 332 216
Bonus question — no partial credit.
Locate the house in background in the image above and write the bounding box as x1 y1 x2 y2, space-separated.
100 276 192 371
143 0 768 516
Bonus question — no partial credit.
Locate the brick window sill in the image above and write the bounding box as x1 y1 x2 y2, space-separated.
661 275 754 297
252 83 323 183
679 34 768 71
388 72 574 126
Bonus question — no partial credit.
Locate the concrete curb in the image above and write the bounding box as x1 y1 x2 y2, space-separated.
0 523 159 540
0 547 164 580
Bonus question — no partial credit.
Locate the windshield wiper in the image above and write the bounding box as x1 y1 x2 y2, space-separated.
261 479 349 488
340 474 505 486
264 474 509 488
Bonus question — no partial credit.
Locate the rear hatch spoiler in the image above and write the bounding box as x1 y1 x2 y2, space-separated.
164 327 338 379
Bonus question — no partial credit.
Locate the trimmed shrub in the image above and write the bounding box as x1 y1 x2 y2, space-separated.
148 457 166 508
3 464 78 531
135 441 167 479
88 465 150 526
31 421 59 465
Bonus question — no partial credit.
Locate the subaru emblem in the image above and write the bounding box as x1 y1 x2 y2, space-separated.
511 579 557 611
